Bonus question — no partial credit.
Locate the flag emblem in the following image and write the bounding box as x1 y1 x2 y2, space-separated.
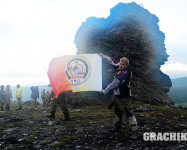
65 57 91 85
48 54 102 96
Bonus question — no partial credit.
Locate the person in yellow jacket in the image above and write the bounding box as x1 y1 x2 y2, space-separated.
16 84 22 110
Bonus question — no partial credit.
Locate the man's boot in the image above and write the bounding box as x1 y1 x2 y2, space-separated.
109 120 122 132
16 106 22 110
47 111 55 120
128 115 138 132
19 106 22 110
62 109 70 121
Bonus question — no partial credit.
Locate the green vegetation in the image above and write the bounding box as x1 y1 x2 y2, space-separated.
6 147 14 150
50 141 64 148
25 135 36 143
0 100 187 149
40 140 50 146
49 135 80 148
61 135 80 143
24 144 34 149
10 101 43 110
0 127 6 136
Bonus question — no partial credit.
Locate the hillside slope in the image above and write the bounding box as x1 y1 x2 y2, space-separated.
168 77 187 104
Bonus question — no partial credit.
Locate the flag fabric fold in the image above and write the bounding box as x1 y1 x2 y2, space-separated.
48 54 102 97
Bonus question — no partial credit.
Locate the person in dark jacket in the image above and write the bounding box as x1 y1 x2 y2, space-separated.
100 53 138 132
45 91 50 107
41 89 46 107
0 85 6 111
5 85 12 110
30 86 39 107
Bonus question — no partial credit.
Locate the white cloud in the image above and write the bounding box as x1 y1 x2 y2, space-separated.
0 0 187 85
0 0 78 85
161 62 187 72
161 62 187 79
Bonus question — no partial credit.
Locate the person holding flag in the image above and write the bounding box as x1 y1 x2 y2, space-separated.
99 53 138 133
47 54 102 121
47 89 71 121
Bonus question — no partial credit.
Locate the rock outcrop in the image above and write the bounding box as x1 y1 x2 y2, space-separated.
74 2 173 105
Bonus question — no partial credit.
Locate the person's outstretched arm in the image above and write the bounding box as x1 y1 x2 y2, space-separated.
101 78 120 94
99 53 119 67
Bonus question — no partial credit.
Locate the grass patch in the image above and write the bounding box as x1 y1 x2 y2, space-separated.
62 135 80 143
144 116 155 121
49 135 80 148
25 135 36 143
10 101 43 110
64 144 73 148
6 147 14 150
50 141 64 148
168 120 177 127
35 130 42 134
24 144 34 149
0 127 6 136
40 140 50 146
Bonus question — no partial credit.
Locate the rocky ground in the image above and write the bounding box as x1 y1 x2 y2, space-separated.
0 101 187 150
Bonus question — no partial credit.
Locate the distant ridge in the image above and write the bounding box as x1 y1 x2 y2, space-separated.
168 77 187 104
171 77 187 87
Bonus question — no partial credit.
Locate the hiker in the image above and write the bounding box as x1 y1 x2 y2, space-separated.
5 85 12 110
45 91 50 107
0 85 6 111
16 84 22 110
30 86 39 107
41 89 46 107
99 53 138 132
47 90 71 121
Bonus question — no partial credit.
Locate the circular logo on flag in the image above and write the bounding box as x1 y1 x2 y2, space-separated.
65 56 91 85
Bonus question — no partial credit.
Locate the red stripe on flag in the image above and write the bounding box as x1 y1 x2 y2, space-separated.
48 56 72 97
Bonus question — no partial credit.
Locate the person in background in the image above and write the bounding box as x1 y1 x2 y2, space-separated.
45 91 50 107
16 84 22 110
5 85 12 110
47 90 71 121
41 89 46 107
30 86 39 107
0 85 6 111
99 53 138 133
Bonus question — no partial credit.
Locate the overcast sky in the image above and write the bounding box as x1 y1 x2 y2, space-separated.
0 0 187 86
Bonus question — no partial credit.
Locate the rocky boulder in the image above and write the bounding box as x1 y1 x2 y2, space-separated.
74 2 173 105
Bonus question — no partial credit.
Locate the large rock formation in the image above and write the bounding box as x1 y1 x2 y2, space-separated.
74 2 173 105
